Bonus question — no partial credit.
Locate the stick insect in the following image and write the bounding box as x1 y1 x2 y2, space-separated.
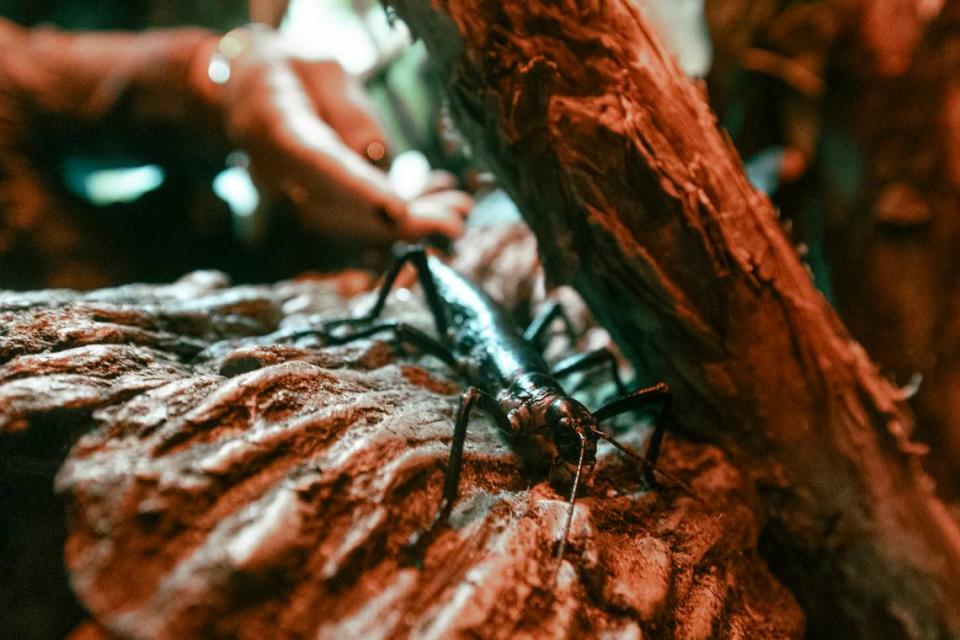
320 246 672 565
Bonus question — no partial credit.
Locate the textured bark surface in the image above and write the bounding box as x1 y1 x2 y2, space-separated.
0 225 803 639
705 0 960 500
383 1 960 637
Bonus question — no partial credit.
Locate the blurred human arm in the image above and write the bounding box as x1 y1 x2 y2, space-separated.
221 27 471 242
0 19 471 245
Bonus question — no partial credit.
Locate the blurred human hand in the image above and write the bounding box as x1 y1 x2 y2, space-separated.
216 27 472 244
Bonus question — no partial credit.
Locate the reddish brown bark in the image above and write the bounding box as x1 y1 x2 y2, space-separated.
0 230 803 639
706 0 960 499
384 0 960 636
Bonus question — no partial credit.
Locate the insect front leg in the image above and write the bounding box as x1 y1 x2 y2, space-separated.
593 382 671 485
551 348 627 396
401 386 509 565
327 245 449 338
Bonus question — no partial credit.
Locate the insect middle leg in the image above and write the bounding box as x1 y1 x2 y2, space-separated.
523 300 578 348
401 386 510 565
551 348 627 396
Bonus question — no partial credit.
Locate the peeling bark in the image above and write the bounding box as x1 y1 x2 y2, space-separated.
0 227 802 639
704 0 960 501
382 1 960 637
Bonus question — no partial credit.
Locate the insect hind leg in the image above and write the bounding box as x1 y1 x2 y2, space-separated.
400 386 509 566
324 320 458 370
327 245 448 338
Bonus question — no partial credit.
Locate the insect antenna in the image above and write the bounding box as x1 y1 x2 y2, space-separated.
592 430 704 505
552 434 587 584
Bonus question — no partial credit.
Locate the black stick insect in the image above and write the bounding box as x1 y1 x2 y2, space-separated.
319 246 672 566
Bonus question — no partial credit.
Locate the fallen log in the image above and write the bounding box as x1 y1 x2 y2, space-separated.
0 227 803 639
383 0 960 637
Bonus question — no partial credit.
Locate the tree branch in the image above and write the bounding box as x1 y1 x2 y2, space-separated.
384 0 960 636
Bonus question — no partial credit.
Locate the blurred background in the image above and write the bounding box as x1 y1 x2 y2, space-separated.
0 0 486 288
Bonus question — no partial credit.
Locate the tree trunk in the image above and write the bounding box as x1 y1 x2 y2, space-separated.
384 0 960 637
